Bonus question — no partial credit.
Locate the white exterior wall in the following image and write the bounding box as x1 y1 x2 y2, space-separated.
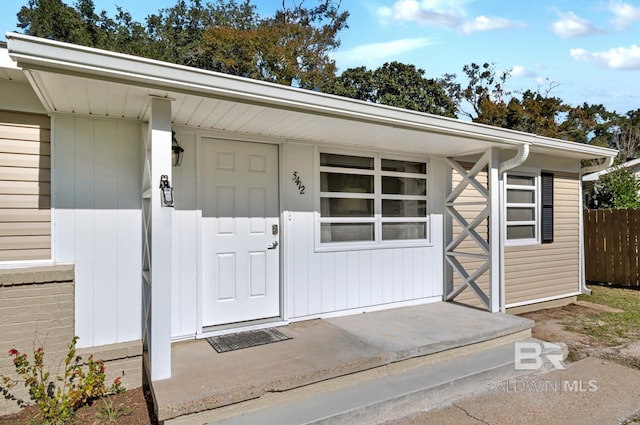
170 130 199 339
53 115 142 348
282 142 444 320
170 130 445 338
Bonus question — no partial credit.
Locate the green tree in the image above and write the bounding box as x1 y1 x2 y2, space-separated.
560 103 616 145
504 90 567 138
440 62 511 123
612 108 640 160
327 61 456 117
17 0 150 56
588 166 640 209
203 0 349 89
17 0 86 43
16 0 348 90
146 0 254 69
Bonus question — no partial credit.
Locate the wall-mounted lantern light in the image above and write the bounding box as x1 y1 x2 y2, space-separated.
159 175 174 207
172 131 184 167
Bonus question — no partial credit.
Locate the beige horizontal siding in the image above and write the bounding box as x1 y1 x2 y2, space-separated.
505 172 580 305
0 166 50 182
0 221 51 236
0 111 51 261
0 139 50 155
0 209 51 222
0 152 51 168
0 181 50 195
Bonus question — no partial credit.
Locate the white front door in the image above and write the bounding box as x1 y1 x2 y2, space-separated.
201 138 280 327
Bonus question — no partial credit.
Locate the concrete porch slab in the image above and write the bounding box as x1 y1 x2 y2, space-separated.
327 302 534 361
151 302 534 422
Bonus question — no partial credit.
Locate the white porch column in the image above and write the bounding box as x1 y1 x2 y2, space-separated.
149 97 173 380
488 147 501 313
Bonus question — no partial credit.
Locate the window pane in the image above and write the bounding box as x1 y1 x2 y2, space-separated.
507 207 535 221
507 225 535 239
507 175 535 186
382 176 426 195
507 189 535 204
321 172 374 193
382 222 427 240
382 200 427 217
321 198 374 217
321 223 374 243
320 153 373 170
381 159 426 174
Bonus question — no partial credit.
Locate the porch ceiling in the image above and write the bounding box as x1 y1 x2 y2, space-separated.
7 32 617 160
24 69 510 157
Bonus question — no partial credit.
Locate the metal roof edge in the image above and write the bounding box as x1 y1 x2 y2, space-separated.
6 32 618 160
583 157 640 181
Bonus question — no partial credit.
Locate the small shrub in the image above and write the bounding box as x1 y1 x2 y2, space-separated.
1 336 123 424
588 166 640 209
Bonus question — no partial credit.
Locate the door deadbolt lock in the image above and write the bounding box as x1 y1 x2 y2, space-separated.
272 224 279 235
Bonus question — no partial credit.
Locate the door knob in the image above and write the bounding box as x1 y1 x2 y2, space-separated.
268 241 279 250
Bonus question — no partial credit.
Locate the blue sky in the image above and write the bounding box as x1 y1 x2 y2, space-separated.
1 0 639 114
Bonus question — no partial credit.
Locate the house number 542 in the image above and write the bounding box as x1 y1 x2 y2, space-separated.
292 171 306 195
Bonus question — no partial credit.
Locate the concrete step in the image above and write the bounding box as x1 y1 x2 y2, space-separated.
155 303 534 423
167 338 544 425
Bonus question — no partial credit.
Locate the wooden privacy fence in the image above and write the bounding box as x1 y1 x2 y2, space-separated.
583 209 640 287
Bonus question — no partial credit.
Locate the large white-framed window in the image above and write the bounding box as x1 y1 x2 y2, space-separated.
316 149 429 250
504 172 540 245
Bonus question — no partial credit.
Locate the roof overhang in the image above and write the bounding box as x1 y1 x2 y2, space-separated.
583 157 640 181
6 32 617 160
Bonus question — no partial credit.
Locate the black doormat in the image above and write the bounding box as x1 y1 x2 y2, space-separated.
206 328 292 353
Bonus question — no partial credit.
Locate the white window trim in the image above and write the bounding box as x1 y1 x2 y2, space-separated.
314 147 431 252
504 170 541 247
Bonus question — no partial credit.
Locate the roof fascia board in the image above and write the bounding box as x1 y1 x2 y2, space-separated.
7 33 617 160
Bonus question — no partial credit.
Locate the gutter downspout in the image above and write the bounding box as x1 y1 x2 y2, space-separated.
497 144 530 313
578 156 616 296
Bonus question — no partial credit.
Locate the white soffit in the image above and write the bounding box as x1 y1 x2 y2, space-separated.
7 33 617 160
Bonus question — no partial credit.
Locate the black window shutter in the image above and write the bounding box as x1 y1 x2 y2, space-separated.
541 172 554 243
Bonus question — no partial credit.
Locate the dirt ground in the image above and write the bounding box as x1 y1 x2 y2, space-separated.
0 387 157 425
520 299 640 370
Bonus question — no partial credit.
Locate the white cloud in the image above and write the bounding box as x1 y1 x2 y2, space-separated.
510 65 537 78
608 1 640 30
377 0 466 28
461 16 525 33
551 12 600 38
377 0 525 34
570 45 640 70
332 38 437 68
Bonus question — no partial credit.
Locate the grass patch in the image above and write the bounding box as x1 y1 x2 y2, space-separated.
571 285 640 345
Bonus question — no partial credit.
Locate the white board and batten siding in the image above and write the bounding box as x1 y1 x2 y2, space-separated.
282 142 444 320
53 115 142 348
0 111 51 262
169 132 445 338
170 130 198 340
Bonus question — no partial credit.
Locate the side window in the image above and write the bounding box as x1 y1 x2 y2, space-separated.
505 173 539 244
